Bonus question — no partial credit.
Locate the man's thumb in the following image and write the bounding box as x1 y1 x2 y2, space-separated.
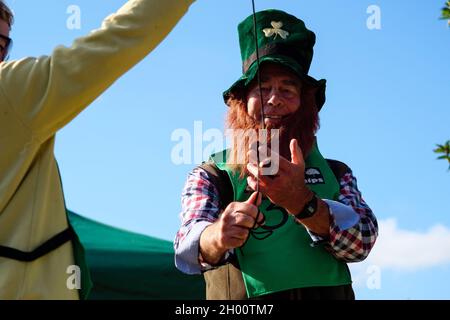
245 191 261 206
290 139 303 165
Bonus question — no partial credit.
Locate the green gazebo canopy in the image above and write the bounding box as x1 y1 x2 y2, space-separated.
68 211 205 300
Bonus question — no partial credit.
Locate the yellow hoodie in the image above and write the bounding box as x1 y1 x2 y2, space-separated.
0 0 194 299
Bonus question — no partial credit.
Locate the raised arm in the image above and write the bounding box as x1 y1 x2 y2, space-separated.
0 0 195 143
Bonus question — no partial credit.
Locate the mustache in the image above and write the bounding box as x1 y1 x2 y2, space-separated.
229 109 302 161
263 112 298 130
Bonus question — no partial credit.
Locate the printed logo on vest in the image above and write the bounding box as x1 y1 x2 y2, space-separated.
304 167 325 185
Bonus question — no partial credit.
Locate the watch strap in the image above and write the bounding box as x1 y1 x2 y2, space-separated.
294 194 318 220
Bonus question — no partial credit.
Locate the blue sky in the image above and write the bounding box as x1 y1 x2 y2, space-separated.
6 0 450 299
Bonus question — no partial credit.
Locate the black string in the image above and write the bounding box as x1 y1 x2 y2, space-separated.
239 0 270 255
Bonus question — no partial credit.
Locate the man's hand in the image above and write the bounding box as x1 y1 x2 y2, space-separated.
199 192 264 265
246 139 314 215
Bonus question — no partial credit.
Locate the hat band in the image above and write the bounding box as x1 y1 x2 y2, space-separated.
242 42 306 74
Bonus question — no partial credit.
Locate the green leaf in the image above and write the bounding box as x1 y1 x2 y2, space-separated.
434 139 450 172
434 145 445 153
442 4 450 20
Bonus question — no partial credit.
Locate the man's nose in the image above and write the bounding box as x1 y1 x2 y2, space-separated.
266 88 282 107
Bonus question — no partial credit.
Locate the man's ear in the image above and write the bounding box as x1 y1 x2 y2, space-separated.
301 83 320 112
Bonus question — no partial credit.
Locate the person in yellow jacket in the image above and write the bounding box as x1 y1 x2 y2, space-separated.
0 0 195 299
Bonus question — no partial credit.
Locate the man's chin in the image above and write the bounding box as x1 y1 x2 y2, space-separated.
264 118 283 128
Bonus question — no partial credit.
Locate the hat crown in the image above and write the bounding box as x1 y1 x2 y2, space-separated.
238 9 316 74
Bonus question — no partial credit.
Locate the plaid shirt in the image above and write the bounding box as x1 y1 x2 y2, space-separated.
174 164 378 271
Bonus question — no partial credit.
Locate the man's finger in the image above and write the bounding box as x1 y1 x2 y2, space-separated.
246 163 259 178
234 212 257 229
258 145 290 170
246 176 257 191
247 148 258 165
246 175 269 194
229 226 249 241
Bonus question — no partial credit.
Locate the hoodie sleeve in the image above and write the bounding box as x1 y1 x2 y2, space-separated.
0 0 195 143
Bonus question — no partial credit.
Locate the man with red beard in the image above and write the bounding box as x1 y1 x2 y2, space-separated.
174 9 378 300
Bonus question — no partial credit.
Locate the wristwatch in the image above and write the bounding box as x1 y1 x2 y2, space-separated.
294 194 318 220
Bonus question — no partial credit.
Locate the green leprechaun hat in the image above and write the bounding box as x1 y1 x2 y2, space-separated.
223 9 327 110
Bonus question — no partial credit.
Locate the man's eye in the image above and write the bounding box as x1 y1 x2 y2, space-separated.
282 88 297 96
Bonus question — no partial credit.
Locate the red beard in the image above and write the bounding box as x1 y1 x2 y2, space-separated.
225 87 319 177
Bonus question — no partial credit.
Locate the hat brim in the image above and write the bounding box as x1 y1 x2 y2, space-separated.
223 55 326 111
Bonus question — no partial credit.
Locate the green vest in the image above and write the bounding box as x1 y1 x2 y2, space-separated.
211 142 351 298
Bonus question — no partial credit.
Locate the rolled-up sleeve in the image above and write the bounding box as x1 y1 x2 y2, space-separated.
174 168 227 274
321 171 378 262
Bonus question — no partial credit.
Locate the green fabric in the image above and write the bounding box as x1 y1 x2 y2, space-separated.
67 222 93 300
237 10 315 69
223 9 326 110
67 211 205 300
211 142 351 298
